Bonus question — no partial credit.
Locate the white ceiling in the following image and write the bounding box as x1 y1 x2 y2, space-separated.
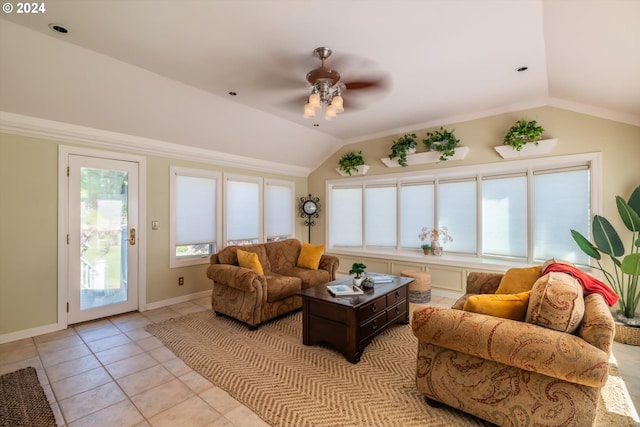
1 0 639 173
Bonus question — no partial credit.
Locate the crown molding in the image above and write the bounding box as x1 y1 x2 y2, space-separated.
0 111 310 177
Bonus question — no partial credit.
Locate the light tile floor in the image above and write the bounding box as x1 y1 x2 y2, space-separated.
0 295 638 426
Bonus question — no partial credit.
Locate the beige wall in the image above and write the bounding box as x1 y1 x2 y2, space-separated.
0 133 307 336
1 106 638 337
308 106 640 293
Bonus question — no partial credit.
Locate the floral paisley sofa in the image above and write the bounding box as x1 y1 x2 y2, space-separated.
206 239 338 329
411 267 616 427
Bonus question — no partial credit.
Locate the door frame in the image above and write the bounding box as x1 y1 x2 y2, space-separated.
58 146 147 329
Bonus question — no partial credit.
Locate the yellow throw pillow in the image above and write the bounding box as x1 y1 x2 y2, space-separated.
237 249 264 274
297 243 325 270
495 265 542 294
463 291 531 321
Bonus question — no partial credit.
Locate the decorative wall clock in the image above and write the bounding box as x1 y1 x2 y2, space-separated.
299 194 320 243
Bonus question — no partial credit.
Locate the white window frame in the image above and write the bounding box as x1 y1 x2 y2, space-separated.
169 166 222 268
326 152 602 268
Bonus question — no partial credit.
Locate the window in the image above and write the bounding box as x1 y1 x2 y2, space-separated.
225 176 261 245
327 153 599 265
438 179 477 253
400 182 434 248
265 180 294 242
533 168 590 263
330 187 362 247
171 170 296 266
224 175 295 246
170 167 221 267
482 174 527 258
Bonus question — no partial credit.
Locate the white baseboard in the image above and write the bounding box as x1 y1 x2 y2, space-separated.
0 290 212 345
0 323 64 345
144 290 212 311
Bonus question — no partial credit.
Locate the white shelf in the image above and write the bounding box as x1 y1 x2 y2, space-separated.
381 146 469 168
336 165 370 177
494 138 558 159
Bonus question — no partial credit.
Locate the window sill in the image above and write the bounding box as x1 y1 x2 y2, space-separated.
327 247 538 273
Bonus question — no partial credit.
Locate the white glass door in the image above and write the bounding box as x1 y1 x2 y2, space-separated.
67 155 139 324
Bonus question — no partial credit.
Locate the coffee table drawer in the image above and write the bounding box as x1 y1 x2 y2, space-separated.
387 301 406 323
386 287 406 307
359 312 386 338
357 296 386 323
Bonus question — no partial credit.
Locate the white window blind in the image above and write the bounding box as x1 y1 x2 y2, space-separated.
438 179 477 253
175 175 216 245
265 181 293 241
226 179 260 243
482 175 527 257
400 182 434 248
365 186 397 247
533 168 590 263
331 187 362 246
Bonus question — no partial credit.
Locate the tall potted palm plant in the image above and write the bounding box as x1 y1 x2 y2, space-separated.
571 185 640 344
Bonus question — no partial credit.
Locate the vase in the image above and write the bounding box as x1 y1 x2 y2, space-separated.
431 241 443 256
422 249 430 255
353 276 364 287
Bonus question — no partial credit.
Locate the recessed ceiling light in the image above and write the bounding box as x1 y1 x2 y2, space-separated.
313 123 319 127
49 24 68 34
516 66 528 72
228 91 237 96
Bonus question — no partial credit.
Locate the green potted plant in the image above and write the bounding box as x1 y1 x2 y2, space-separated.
361 277 375 289
349 262 367 286
338 150 366 176
503 119 544 151
423 127 460 161
388 133 417 167
420 243 432 255
571 185 640 341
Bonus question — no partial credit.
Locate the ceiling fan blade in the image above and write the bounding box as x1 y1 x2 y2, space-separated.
343 76 390 91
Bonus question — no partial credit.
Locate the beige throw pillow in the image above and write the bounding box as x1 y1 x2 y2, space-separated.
525 272 585 333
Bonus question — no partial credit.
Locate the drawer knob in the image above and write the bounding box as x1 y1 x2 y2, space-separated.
395 306 400 314
371 304 377 313
394 291 400 299
371 320 378 330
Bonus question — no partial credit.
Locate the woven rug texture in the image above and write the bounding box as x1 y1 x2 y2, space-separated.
146 310 638 427
0 366 56 427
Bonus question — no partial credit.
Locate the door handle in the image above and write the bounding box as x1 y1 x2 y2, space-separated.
129 227 136 246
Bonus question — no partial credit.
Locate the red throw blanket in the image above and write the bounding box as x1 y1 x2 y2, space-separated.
544 262 619 306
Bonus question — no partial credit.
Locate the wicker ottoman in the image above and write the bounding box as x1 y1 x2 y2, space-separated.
401 270 431 303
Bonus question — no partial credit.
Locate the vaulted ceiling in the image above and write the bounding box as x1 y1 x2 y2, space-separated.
1 0 638 173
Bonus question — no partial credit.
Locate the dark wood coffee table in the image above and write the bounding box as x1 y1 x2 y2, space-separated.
298 275 413 363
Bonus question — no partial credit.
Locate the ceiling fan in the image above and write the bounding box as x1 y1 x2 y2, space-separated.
302 47 387 120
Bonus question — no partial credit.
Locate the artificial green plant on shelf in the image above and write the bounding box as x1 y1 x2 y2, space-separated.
571 185 640 324
388 133 417 167
503 119 544 151
338 150 365 176
423 127 460 161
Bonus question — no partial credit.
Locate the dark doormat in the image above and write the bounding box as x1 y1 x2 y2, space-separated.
0 367 56 427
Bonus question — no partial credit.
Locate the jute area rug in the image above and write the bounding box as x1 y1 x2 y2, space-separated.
0 367 56 427
146 311 638 427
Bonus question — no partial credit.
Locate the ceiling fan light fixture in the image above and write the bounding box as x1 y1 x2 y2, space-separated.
303 47 352 121
331 94 344 113
303 102 316 118
325 106 337 120
308 92 321 109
